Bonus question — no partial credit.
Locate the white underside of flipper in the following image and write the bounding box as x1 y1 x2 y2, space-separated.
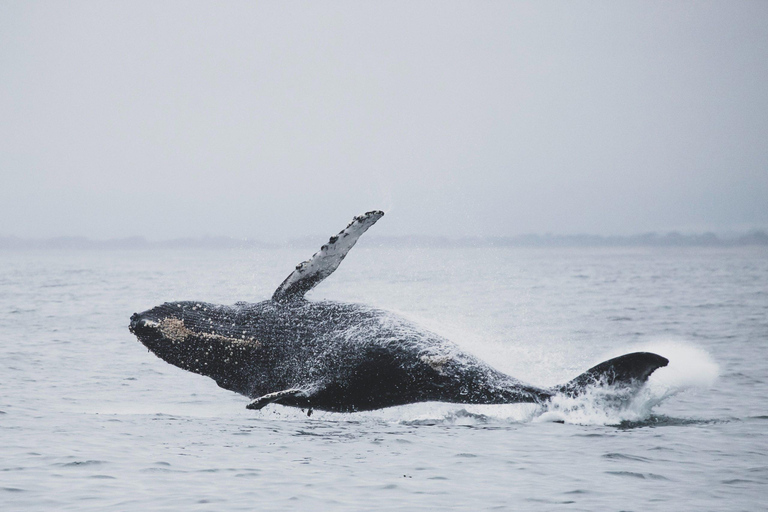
272 210 384 303
246 388 303 410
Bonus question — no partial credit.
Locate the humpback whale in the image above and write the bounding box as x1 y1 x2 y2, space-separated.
129 211 668 413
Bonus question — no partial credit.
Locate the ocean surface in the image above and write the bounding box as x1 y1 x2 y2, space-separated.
1 246 766 511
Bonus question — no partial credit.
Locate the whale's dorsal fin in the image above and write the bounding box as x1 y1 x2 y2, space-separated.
272 210 384 303
554 352 669 397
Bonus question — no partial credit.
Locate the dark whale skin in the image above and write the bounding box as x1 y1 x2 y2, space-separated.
130 299 551 413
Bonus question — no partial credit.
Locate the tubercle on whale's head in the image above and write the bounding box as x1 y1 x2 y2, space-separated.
129 301 261 392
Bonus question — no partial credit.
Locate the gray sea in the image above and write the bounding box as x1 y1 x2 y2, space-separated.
1 246 766 511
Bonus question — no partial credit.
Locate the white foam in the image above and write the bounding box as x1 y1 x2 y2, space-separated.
637 340 720 391
537 340 719 425
252 341 720 427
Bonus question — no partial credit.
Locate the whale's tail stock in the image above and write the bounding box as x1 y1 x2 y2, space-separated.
550 352 669 398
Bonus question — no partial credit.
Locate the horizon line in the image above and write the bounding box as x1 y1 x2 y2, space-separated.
1 230 767 250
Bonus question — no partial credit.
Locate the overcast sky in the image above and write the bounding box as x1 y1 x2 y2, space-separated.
1 1 767 240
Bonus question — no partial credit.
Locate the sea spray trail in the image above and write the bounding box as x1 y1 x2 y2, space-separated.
636 341 720 393
250 344 717 427
536 342 720 425
370 310 719 426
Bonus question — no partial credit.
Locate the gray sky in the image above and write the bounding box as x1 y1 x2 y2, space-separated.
1 1 767 240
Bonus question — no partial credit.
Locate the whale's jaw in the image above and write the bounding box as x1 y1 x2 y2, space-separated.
129 303 261 396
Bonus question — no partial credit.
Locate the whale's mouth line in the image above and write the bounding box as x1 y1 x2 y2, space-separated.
130 314 261 348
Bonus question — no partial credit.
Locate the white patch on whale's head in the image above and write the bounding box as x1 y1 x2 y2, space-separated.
129 302 261 395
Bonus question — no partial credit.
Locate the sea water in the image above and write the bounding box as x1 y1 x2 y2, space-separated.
0 246 766 510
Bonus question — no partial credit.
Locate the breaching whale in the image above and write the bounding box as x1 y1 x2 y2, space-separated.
129 211 668 414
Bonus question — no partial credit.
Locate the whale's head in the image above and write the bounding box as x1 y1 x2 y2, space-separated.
129 301 262 395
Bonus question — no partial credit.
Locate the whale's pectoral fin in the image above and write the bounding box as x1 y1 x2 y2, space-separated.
554 352 669 397
246 389 304 410
272 210 385 303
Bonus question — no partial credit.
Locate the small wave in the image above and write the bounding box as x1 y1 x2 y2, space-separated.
605 471 670 480
56 460 107 468
602 452 652 462
617 415 727 430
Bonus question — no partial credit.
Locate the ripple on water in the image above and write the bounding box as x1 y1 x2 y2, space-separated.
55 460 107 468
602 452 653 462
722 478 758 485
293 430 323 437
617 415 726 430
139 467 179 473
606 471 671 480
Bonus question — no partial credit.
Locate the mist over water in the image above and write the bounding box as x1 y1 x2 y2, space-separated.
1 246 766 510
2 2 768 239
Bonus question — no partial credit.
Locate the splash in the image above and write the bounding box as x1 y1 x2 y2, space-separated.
536 341 719 425
254 341 719 427
637 340 720 391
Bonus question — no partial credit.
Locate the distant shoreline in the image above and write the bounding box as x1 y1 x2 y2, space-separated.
1 231 766 250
